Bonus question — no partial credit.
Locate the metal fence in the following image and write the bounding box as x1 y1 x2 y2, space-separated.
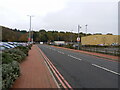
80 46 120 56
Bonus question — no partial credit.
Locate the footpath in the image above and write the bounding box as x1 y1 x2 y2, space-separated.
11 45 57 88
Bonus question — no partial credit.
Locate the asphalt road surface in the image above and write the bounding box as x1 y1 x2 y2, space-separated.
38 45 119 88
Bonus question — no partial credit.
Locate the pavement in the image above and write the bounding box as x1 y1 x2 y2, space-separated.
11 45 57 88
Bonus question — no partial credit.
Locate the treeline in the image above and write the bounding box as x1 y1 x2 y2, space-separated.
33 30 92 42
2 26 91 42
1 26 113 42
2 26 28 42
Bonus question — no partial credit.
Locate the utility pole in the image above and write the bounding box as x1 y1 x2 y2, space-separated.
85 24 88 45
31 29 34 44
85 24 88 36
71 30 73 43
77 25 81 50
27 15 34 44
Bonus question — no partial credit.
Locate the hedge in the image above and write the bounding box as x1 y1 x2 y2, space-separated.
2 61 20 90
3 49 26 63
16 46 29 56
2 44 32 90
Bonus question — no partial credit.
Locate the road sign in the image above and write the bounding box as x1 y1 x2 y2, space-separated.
77 37 80 42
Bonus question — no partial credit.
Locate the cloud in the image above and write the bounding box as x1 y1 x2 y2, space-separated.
41 1 118 34
0 0 118 34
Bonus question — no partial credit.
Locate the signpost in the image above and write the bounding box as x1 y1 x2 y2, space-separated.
77 37 80 42
77 25 81 50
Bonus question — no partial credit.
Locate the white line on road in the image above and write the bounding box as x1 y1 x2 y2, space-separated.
68 55 82 61
92 64 120 76
58 51 64 54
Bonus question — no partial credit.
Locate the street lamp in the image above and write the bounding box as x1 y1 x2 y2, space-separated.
31 28 34 44
77 25 82 50
27 15 34 44
71 30 73 43
85 24 88 36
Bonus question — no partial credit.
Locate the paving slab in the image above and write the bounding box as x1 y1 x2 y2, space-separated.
11 45 57 88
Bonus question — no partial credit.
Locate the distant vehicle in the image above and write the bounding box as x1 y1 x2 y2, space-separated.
0 46 6 50
0 42 29 50
49 42 54 45
97 44 104 46
111 43 119 46
73 44 78 48
40 42 43 44
8 42 17 47
3 43 15 48
54 41 65 45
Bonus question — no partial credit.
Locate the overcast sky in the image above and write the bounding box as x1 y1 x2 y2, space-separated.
0 0 119 34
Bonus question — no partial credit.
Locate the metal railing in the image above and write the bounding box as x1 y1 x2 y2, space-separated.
81 46 120 56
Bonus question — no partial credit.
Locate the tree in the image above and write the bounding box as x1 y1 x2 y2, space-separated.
106 33 113 35
19 33 28 42
93 33 102 35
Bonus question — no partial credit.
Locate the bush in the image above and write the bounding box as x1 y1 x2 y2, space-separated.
1 44 32 90
64 44 74 49
17 46 29 56
28 44 32 50
2 61 20 90
4 49 26 63
2 53 13 64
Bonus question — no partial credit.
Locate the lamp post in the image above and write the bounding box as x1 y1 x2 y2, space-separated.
27 15 34 44
31 29 34 44
85 24 88 45
77 25 81 50
85 24 88 36
71 30 73 43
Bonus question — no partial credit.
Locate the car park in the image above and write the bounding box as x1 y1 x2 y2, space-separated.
3 43 15 48
0 42 30 51
0 46 6 50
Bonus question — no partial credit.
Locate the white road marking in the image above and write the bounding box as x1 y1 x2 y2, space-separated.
58 51 64 54
61 52 64 54
68 55 82 61
92 64 120 76
58 51 60 53
46 46 120 76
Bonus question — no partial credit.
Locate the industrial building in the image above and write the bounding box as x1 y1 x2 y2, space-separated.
81 35 119 45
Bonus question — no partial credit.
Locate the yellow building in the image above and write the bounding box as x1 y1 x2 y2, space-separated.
81 35 120 45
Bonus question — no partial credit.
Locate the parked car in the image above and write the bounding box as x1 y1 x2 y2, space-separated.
3 43 15 48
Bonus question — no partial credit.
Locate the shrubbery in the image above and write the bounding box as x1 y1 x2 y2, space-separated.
2 61 20 90
2 53 13 64
16 46 29 56
64 44 74 49
3 49 26 63
2 44 32 90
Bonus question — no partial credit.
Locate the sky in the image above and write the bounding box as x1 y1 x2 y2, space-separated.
0 0 119 34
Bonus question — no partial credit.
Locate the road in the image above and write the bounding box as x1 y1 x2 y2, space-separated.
38 45 119 88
